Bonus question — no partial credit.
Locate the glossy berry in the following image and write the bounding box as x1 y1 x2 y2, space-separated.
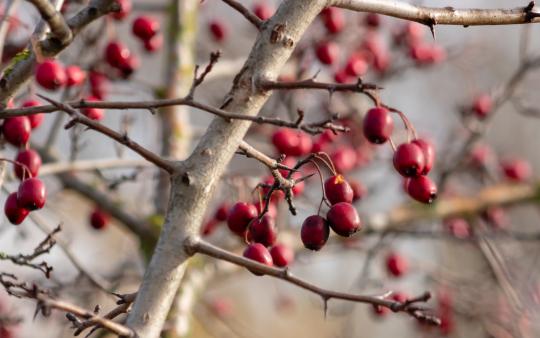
14 149 41 180
363 107 393 144
350 180 367 202
105 41 131 69
473 94 492 119
324 175 353 205
386 252 408 277
4 192 29 225
209 20 227 42
35 60 66 90
327 202 361 237
248 215 277 247
253 2 274 20
271 128 312 156
243 243 273 275
412 138 435 175
407 175 437 204
315 41 339 65
331 147 357 173
227 202 257 235
82 96 104 121
301 215 330 251
344 53 368 77
17 177 46 210
2 116 31 146
65 65 86 87
214 203 229 221
501 158 531 182
144 35 163 52
270 243 294 267
21 100 44 129
393 142 425 177
321 7 345 34
90 209 109 230
132 16 159 41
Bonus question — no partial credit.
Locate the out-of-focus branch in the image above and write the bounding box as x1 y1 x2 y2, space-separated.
26 0 72 44
0 0 20 60
221 0 263 29
38 158 152 176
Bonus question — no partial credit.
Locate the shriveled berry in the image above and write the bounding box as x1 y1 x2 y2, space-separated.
501 158 531 182
248 214 277 247
393 142 425 177
412 138 435 175
473 94 492 119
17 177 46 210
14 149 41 180
65 65 86 87
227 202 257 235
301 215 330 251
35 60 66 90
90 209 109 230
22 100 44 129
326 202 361 237
321 7 345 34
407 175 437 204
324 175 353 205
386 252 408 277
363 107 393 144
132 16 159 41
243 243 273 275
315 41 339 65
270 243 294 267
2 116 31 146
209 20 227 42
253 2 274 20
4 192 28 225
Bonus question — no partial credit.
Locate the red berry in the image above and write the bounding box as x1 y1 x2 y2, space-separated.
270 243 294 267
14 149 41 180
132 16 159 41
271 128 312 156
105 41 131 69
344 53 368 77
407 175 437 204
386 252 408 277
482 207 508 229
253 2 274 20
301 215 330 251
412 138 435 175
315 41 339 65
248 215 277 247
209 20 227 42
501 158 531 182
470 143 493 167
118 54 139 78
393 142 425 177
89 71 108 100
17 177 46 210
112 0 131 20
473 94 492 119
327 202 361 237
372 304 390 317
21 100 44 129
82 96 104 121
350 180 367 202
2 116 31 146
214 203 229 221
65 65 86 87
4 192 29 225
35 59 66 90
324 175 353 205
331 147 357 173
90 209 109 230
334 69 353 84
243 243 273 275
364 13 381 27
202 218 219 236
321 7 345 34
144 34 163 52
363 107 393 144
227 202 257 236
391 292 407 303
444 218 470 238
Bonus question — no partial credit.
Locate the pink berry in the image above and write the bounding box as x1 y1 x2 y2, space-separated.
321 7 345 34
344 53 368 77
301 215 330 251
227 202 257 236
482 207 508 229
270 243 294 267
35 59 66 90
21 100 44 129
112 0 131 20
82 96 104 121
4 192 29 225
17 177 46 210
444 218 470 239
132 16 159 41
334 69 353 84
327 202 361 237
363 107 393 144
144 34 163 52
470 143 493 167
243 243 273 275
407 175 437 204
324 174 353 205
2 116 31 146
14 148 41 180
253 2 274 20
501 158 531 182
393 142 425 177
473 94 492 119
90 209 109 230
315 41 339 65
248 214 277 247
386 252 408 277
412 138 435 175
65 65 86 87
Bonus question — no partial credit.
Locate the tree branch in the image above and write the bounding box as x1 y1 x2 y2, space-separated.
25 0 72 44
221 0 263 29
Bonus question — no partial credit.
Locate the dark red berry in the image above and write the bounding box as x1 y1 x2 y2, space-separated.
327 202 361 237
315 41 339 65
301 215 330 251
407 175 437 204
4 192 29 225
344 53 368 76
324 175 353 205
132 16 159 41
105 41 131 69
243 243 273 275
350 180 367 202
22 100 44 129
112 0 131 20
17 177 46 210
363 107 393 144
82 96 104 121
2 116 31 146
270 243 294 267
248 215 277 247
117 54 139 78
65 65 86 87
90 209 109 230
227 202 257 236
271 128 312 156
214 203 229 221
14 149 41 180
386 252 408 277
144 35 163 52
365 13 381 27
35 59 66 90
412 138 435 175
321 7 345 34
501 158 531 182
473 94 492 119
393 142 425 177
209 20 227 42
253 2 274 20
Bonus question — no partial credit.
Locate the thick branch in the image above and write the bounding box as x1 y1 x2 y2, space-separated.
26 0 72 44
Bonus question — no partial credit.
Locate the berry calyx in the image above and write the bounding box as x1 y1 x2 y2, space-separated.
132 16 159 41
2 116 31 146
14 149 41 180
90 209 109 230
315 41 339 65
324 174 353 205
386 252 408 277
248 215 277 247
363 107 393 144
17 177 46 210
21 100 44 129
393 142 425 177
227 202 257 236
326 202 361 237
300 215 330 251
4 192 29 225
270 243 294 267
35 59 66 90
406 175 437 204
242 243 273 275
412 138 435 175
